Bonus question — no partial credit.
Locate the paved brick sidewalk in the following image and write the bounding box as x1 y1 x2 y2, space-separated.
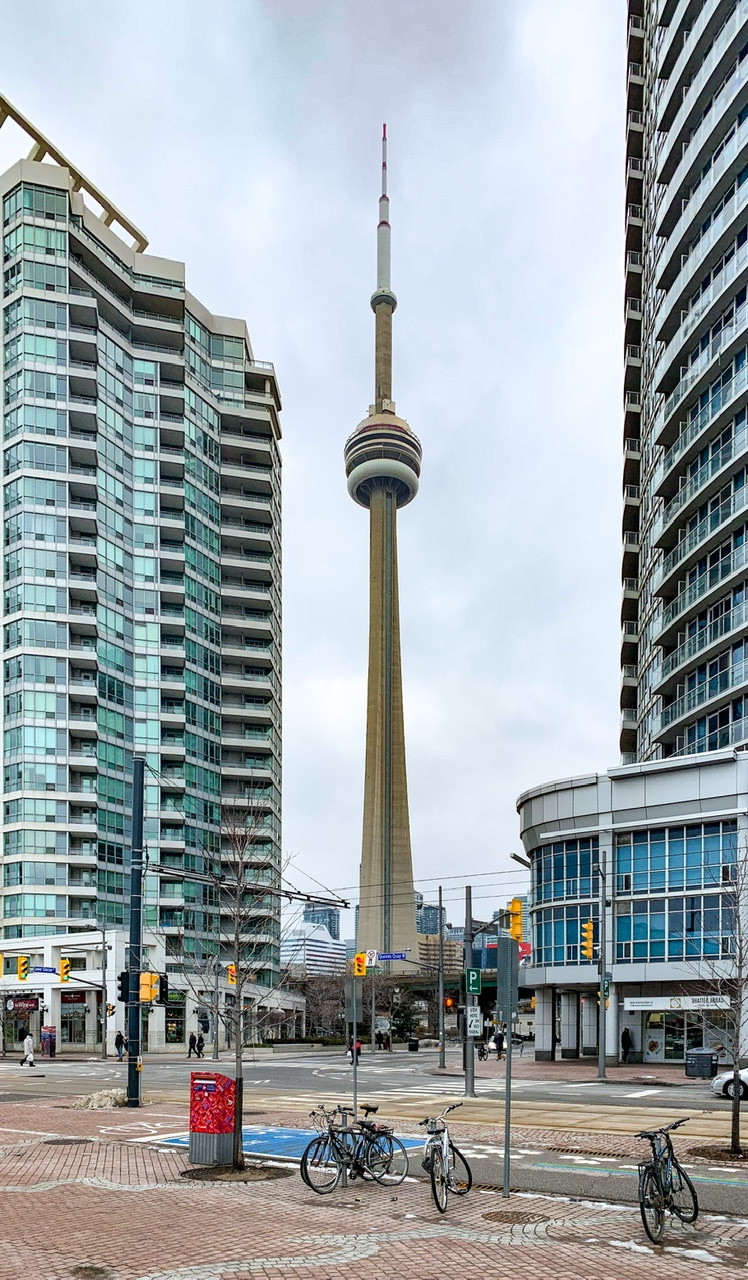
2 1096 748 1279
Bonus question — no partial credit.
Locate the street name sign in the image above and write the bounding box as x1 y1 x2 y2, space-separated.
377 951 407 961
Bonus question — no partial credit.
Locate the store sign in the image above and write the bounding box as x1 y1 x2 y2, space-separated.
5 997 39 1013
61 991 86 1004
624 996 731 1012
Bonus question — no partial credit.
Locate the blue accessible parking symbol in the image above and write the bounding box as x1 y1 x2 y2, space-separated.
162 1124 421 1162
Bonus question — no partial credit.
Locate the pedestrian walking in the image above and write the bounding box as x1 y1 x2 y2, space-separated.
621 1027 633 1064
376 1030 383 1050
196 1034 205 1059
188 1032 197 1058
115 1030 125 1061
493 1028 505 1060
20 1030 34 1066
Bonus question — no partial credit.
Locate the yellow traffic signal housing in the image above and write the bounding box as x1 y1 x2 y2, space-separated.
59 957 70 983
227 963 237 986
17 955 29 981
353 952 367 976
580 919 595 960
139 971 159 1002
509 898 523 942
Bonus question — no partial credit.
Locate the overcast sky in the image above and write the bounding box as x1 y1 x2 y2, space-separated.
0 1 624 938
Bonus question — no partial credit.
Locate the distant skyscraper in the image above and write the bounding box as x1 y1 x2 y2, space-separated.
0 96 282 984
303 905 340 940
344 128 421 968
417 902 444 936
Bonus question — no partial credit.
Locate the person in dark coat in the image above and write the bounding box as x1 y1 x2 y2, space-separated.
493 1028 505 1059
196 1034 205 1059
621 1027 633 1063
188 1032 197 1058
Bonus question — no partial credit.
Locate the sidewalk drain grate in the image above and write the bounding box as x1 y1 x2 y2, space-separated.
483 1210 548 1225
44 1137 93 1146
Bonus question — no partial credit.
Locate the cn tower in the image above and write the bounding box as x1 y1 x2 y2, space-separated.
344 126 421 969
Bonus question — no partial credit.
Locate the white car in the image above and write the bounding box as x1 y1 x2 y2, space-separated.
711 1067 748 1099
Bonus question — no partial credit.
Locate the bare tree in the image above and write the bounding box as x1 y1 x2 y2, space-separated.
682 853 747 1155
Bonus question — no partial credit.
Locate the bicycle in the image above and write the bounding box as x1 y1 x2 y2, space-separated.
300 1102 409 1194
636 1117 698 1243
477 1042 488 1061
418 1102 473 1212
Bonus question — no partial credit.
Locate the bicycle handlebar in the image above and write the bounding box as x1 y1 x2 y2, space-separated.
418 1101 463 1127
635 1117 690 1140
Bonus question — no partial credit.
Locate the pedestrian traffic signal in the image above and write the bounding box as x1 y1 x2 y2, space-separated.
139 972 159 1003
158 975 169 1004
227 963 237 986
581 919 595 960
117 970 129 1003
444 995 455 1009
353 952 367 976
106 1003 115 1017
509 898 523 942
16 955 29 981
59 957 70 983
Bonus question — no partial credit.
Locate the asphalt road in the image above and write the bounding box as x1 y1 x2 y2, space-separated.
0 1047 726 1110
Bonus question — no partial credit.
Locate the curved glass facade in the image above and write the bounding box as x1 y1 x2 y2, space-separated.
623 0 748 761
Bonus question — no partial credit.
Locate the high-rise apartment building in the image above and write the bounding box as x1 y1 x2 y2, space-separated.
302 905 340 940
517 4 748 1064
622 1 748 760
0 97 282 988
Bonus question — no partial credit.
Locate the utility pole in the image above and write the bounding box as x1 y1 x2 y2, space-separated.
464 885 475 1098
127 756 145 1107
597 852 608 1081
438 885 445 1069
100 926 108 1060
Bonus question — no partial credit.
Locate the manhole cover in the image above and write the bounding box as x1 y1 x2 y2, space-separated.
483 1209 548 1224
44 1137 93 1146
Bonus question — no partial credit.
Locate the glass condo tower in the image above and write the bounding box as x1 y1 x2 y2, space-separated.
0 108 282 989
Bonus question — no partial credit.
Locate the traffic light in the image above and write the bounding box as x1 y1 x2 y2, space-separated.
444 995 455 1009
353 952 367 976
117 971 129 1003
227 963 237 986
158 974 169 1004
581 919 595 960
509 898 523 942
59 957 70 983
16 955 29 981
106 1003 115 1017
139 972 159 1003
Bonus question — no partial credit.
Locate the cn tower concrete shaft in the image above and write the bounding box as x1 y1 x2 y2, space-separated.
357 483 418 962
343 126 421 971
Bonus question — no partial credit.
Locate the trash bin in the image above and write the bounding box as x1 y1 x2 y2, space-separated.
188 1072 236 1164
408 1038 419 1053
685 1048 719 1078
40 1026 56 1058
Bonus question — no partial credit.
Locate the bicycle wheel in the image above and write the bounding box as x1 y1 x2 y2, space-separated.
670 1160 698 1223
448 1143 472 1195
430 1146 449 1213
366 1134 409 1186
300 1134 341 1194
639 1166 665 1244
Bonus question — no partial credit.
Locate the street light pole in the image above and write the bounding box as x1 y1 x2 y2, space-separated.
100 926 108 1060
127 756 145 1107
438 885 445 1069
464 885 475 1098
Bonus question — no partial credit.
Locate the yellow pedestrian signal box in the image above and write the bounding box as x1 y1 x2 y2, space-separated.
139 972 159 1002
509 898 523 942
227 963 237 985
353 953 367 976
581 919 595 960
17 955 29 981
59 957 71 983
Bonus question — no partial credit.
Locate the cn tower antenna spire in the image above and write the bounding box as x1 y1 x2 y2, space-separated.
372 122 397 410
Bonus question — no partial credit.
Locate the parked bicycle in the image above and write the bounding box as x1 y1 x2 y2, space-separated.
418 1102 473 1212
477 1042 489 1061
300 1102 409 1194
636 1117 698 1243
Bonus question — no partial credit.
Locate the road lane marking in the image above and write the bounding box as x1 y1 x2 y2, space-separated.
623 1088 662 1097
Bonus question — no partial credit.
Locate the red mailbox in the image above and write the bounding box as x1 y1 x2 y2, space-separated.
189 1072 236 1164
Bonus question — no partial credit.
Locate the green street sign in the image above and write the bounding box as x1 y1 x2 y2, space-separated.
465 968 481 995
602 979 610 1000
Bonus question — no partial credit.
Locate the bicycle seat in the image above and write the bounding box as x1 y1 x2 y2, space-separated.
360 1103 379 1115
